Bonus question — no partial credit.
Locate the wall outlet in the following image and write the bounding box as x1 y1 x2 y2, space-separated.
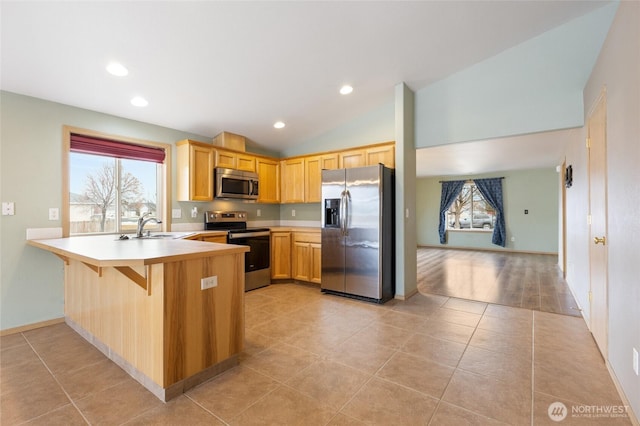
257 209 261 217
172 209 182 219
191 207 198 218
291 209 296 217
511 236 515 242
48 208 59 220
2 202 15 216
201 275 218 290
633 348 639 376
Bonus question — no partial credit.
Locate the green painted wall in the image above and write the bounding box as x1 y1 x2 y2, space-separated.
416 168 559 253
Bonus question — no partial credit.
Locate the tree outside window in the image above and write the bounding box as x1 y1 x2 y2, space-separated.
447 183 495 230
70 153 160 234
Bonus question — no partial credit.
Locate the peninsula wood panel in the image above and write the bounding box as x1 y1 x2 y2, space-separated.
64 260 165 384
163 254 244 385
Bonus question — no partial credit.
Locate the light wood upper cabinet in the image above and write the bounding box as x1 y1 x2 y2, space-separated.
340 149 366 169
271 231 292 279
236 153 256 172
214 149 256 172
257 157 280 203
366 144 395 168
176 140 214 201
281 158 305 203
305 156 322 203
305 153 339 203
214 149 236 169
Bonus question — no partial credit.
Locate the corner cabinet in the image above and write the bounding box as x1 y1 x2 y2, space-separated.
176 140 214 201
257 157 280 203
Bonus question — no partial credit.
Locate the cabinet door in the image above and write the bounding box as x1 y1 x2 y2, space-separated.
237 153 256 172
257 158 280 203
292 241 310 281
215 150 236 169
281 158 305 203
177 141 214 201
310 242 322 284
340 149 366 169
321 154 339 170
365 144 395 168
271 232 291 279
191 144 214 200
304 156 322 203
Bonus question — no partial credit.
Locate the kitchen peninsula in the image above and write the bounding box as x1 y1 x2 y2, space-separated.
28 234 248 401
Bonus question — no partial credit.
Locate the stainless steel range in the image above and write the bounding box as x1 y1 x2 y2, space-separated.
204 211 271 291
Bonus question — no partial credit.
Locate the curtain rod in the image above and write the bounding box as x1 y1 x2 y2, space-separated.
438 177 505 183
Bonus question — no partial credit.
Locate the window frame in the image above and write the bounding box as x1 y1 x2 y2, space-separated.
62 126 172 237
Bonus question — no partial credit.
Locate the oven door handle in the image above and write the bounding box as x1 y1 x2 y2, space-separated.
228 231 271 240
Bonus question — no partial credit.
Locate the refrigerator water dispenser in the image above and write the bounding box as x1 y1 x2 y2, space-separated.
324 199 340 227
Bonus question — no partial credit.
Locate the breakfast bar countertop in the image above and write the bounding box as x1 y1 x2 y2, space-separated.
27 233 248 268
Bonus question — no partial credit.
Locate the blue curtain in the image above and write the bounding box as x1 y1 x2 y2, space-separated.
439 180 465 244
474 178 506 247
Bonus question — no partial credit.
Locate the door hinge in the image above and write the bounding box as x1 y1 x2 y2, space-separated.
588 291 593 302
586 137 591 149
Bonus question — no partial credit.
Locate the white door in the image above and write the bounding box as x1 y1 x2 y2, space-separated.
588 90 608 358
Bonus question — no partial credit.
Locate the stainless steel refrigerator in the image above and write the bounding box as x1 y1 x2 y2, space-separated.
321 164 394 302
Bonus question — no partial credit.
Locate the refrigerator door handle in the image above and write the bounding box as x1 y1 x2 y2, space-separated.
339 190 346 236
344 189 350 236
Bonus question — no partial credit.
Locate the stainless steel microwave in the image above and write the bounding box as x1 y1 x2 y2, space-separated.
215 168 259 200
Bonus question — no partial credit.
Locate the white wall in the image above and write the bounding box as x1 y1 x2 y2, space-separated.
416 168 559 253
565 0 640 418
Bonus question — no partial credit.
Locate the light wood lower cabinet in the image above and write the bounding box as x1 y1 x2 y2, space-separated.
292 232 321 284
271 231 292 279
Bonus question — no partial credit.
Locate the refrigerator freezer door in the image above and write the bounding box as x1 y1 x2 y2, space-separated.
345 165 382 299
321 169 347 293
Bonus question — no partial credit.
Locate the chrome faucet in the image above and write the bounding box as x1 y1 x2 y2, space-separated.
137 212 162 237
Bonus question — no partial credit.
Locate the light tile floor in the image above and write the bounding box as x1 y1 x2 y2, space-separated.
0 283 633 425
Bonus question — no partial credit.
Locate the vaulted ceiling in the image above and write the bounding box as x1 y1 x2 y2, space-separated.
1 1 612 172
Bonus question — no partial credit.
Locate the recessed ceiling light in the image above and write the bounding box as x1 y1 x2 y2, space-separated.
339 85 353 95
106 62 128 77
130 96 148 107
273 121 285 129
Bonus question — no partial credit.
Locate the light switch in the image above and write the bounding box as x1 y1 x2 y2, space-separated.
2 202 15 216
172 209 182 219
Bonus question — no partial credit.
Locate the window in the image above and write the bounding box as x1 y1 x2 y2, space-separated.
447 182 496 231
64 128 170 236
